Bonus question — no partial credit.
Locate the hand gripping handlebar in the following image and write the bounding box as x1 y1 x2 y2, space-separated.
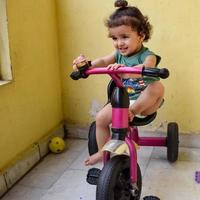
70 63 169 80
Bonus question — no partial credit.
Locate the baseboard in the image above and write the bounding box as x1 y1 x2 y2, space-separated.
65 122 200 149
65 122 89 139
0 175 7 198
0 123 65 197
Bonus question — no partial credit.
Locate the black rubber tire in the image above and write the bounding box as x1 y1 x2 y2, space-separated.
88 121 98 155
143 196 160 200
96 155 142 200
167 122 179 162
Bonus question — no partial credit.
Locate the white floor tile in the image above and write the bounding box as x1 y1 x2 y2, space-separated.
150 146 200 162
142 159 200 200
178 147 200 162
66 139 87 152
1 185 46 200
137 146 153 176
69 148 103 171
18 139 87 189
40 169 96 200
2 138 200 200
18 151 81 189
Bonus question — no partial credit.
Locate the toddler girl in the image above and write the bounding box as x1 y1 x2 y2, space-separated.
73 0 164 166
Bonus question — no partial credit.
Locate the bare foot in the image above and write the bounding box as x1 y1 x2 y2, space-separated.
84 151 103 166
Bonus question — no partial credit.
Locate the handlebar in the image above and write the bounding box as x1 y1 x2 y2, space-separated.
142 67 169 79
70 64 169 80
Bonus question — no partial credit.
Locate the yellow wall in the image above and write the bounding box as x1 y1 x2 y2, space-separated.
59 0 200 134
1 0 199 169
0 0 63 169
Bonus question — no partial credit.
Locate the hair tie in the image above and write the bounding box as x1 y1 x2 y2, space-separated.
114 0 128 8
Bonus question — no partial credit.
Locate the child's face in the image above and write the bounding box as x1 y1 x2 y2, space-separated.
108 25 144 57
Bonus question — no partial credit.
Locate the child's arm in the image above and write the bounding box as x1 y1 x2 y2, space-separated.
73 52 116 70
91 52 116 68
125 54 157 79
143 55 157 68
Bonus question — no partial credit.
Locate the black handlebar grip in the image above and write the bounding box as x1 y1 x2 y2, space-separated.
142 67 169 79
158 68 169 79
70 61 91 80
70 71 81 80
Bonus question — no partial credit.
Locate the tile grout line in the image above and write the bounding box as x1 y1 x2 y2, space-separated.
141 147 154 178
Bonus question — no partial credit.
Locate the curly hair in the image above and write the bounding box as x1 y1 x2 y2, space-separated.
105 0 152 42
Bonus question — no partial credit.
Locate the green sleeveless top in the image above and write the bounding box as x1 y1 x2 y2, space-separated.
115 46 161 100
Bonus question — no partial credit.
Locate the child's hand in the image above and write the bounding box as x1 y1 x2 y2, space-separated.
107 64 125 78
106 63 133 78
72 54 87 71
107 63 125 70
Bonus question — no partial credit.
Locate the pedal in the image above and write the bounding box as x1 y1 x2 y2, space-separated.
86 168 101 185
143 196 160 200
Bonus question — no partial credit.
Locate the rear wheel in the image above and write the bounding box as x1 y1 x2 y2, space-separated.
96 155 142 200
88 121 98 155
167 122 179 162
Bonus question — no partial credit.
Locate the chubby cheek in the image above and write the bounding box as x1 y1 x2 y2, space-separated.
113 41 118 49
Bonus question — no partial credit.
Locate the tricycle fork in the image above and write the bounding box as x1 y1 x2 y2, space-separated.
125 135 138 184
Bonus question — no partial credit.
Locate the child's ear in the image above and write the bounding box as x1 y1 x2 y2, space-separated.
139 32 145 42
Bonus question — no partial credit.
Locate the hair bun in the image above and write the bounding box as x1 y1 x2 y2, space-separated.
114 0 128 8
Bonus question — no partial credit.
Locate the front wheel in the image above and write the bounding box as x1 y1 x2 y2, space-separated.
167 122 179 162
96 155 142 200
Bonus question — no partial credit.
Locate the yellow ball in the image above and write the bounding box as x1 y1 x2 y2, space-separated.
49 137 65 153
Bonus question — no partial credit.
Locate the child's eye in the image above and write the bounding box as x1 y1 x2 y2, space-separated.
112 37 117 41
122 35 129 39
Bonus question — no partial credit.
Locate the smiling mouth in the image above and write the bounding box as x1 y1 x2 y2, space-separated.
119 48 128 52
119 49 128 54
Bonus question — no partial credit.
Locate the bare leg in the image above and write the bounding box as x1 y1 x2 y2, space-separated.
130 81 164 116
85 82 164 165
85 103 112 166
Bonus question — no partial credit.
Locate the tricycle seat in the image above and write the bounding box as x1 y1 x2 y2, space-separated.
107 80 157 126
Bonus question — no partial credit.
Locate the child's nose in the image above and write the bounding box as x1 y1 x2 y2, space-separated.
118 39 125 47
